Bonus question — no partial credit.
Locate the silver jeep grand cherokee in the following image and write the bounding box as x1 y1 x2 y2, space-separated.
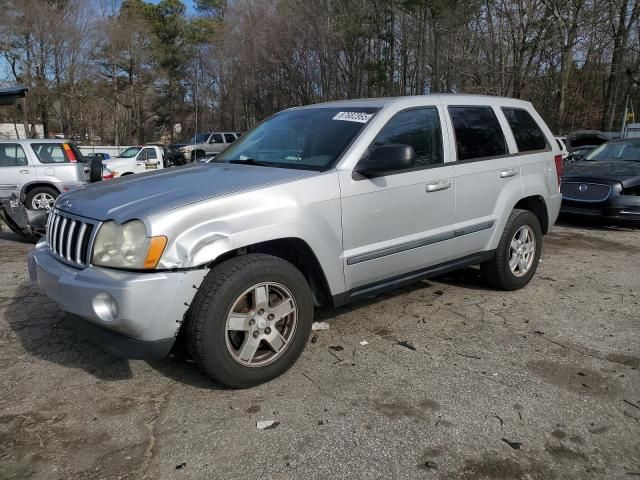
28 95 562 387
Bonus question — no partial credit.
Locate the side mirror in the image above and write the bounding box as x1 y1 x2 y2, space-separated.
356 144 415 177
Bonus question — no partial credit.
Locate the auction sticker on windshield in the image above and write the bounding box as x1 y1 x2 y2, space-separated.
332 112 374 123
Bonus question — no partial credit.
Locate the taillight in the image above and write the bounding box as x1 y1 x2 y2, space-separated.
63 143 77 162
554 155 563 189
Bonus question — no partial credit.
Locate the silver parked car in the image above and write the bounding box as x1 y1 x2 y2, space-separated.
0 139 87 209
28 95 562 387
177 131 241 161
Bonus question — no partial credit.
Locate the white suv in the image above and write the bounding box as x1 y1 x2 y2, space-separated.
29 95 562 387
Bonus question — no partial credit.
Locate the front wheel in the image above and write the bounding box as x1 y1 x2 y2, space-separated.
185 254 314 388
481 209 542 290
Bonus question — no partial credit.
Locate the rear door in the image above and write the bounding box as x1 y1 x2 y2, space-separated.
446 104 522 257
339 106 456 290
0 143 31 196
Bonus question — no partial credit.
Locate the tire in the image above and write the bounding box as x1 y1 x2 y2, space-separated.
481 209 542 291
24 186 59 210
185 253 314 388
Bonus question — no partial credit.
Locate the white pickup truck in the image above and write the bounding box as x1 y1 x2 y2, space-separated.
103 145 165 178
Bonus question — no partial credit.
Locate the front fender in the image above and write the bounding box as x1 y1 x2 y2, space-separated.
148 172 345 295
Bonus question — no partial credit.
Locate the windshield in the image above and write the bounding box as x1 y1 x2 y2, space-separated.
586 141 640 162
119 147 141 158
215 107 379 171
189 133 211 144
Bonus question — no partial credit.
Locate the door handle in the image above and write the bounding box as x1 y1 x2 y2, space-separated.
426 181 451 193
500 168 519 178
19 170 30 174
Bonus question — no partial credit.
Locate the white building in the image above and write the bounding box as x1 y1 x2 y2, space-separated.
0 122 44 139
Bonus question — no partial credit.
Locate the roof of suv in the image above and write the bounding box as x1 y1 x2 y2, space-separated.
296 94 534 110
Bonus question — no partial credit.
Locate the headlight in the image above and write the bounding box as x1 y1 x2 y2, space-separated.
92 220 167 269
178 146 191 153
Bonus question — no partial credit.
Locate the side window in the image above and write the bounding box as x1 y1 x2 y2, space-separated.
145 148 157 160
369 107 444 170
449 106 507 161
31 143 70 163
0 143 28 167
224 133 236 143
502 108 548 152
210 133 223 143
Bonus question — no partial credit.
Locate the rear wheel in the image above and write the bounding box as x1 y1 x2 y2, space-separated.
185 254 314 388
25 186 58 210
481 209 542 290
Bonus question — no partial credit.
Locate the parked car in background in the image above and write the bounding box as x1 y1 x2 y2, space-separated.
561 138 640 221
29 94 561 388
565 145 597 163
565 130 608 158
177 131 241 162
166 143 187 165
84 152 111 162
102 145 165 178
0 139 87 209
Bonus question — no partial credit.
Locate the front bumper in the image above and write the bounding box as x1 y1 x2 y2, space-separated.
561 196 640 220
28 243 207 359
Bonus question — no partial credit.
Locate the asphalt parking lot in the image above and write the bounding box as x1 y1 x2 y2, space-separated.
0 218 639 480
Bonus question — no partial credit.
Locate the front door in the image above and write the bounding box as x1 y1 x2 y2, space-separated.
0 143 31 196
339 106 456 291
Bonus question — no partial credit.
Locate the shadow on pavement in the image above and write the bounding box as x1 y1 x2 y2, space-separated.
4 282 134 381
146 353 230 391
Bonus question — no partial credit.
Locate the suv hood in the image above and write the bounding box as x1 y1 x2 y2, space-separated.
563 160 640 188
55 163 316 222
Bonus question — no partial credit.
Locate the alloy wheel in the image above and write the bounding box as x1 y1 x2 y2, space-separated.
509 225 536 277
224 282 297 367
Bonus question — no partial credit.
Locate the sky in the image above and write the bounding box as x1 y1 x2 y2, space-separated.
0 0 200 86
148 0 197 13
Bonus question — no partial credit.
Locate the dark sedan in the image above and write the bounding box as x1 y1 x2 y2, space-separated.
560 138 640 221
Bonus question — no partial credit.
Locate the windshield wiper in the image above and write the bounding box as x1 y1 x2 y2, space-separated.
226 158 277 167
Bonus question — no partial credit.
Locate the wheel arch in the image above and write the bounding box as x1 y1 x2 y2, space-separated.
513 195 549 234
207 237 333 307
21 182 62 202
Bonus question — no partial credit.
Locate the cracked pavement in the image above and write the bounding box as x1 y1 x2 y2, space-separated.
0 218 639 479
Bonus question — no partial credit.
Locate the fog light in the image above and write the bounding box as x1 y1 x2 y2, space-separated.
92 292 118 322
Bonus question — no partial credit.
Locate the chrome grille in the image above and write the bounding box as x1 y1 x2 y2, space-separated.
46 210 96 267
561 182 611 202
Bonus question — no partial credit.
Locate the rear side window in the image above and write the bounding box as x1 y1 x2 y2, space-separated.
224 133 236 143
0 143 27 167
502 108 548 152
31 143 82 163
371 107 444 169
449 106 507 161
